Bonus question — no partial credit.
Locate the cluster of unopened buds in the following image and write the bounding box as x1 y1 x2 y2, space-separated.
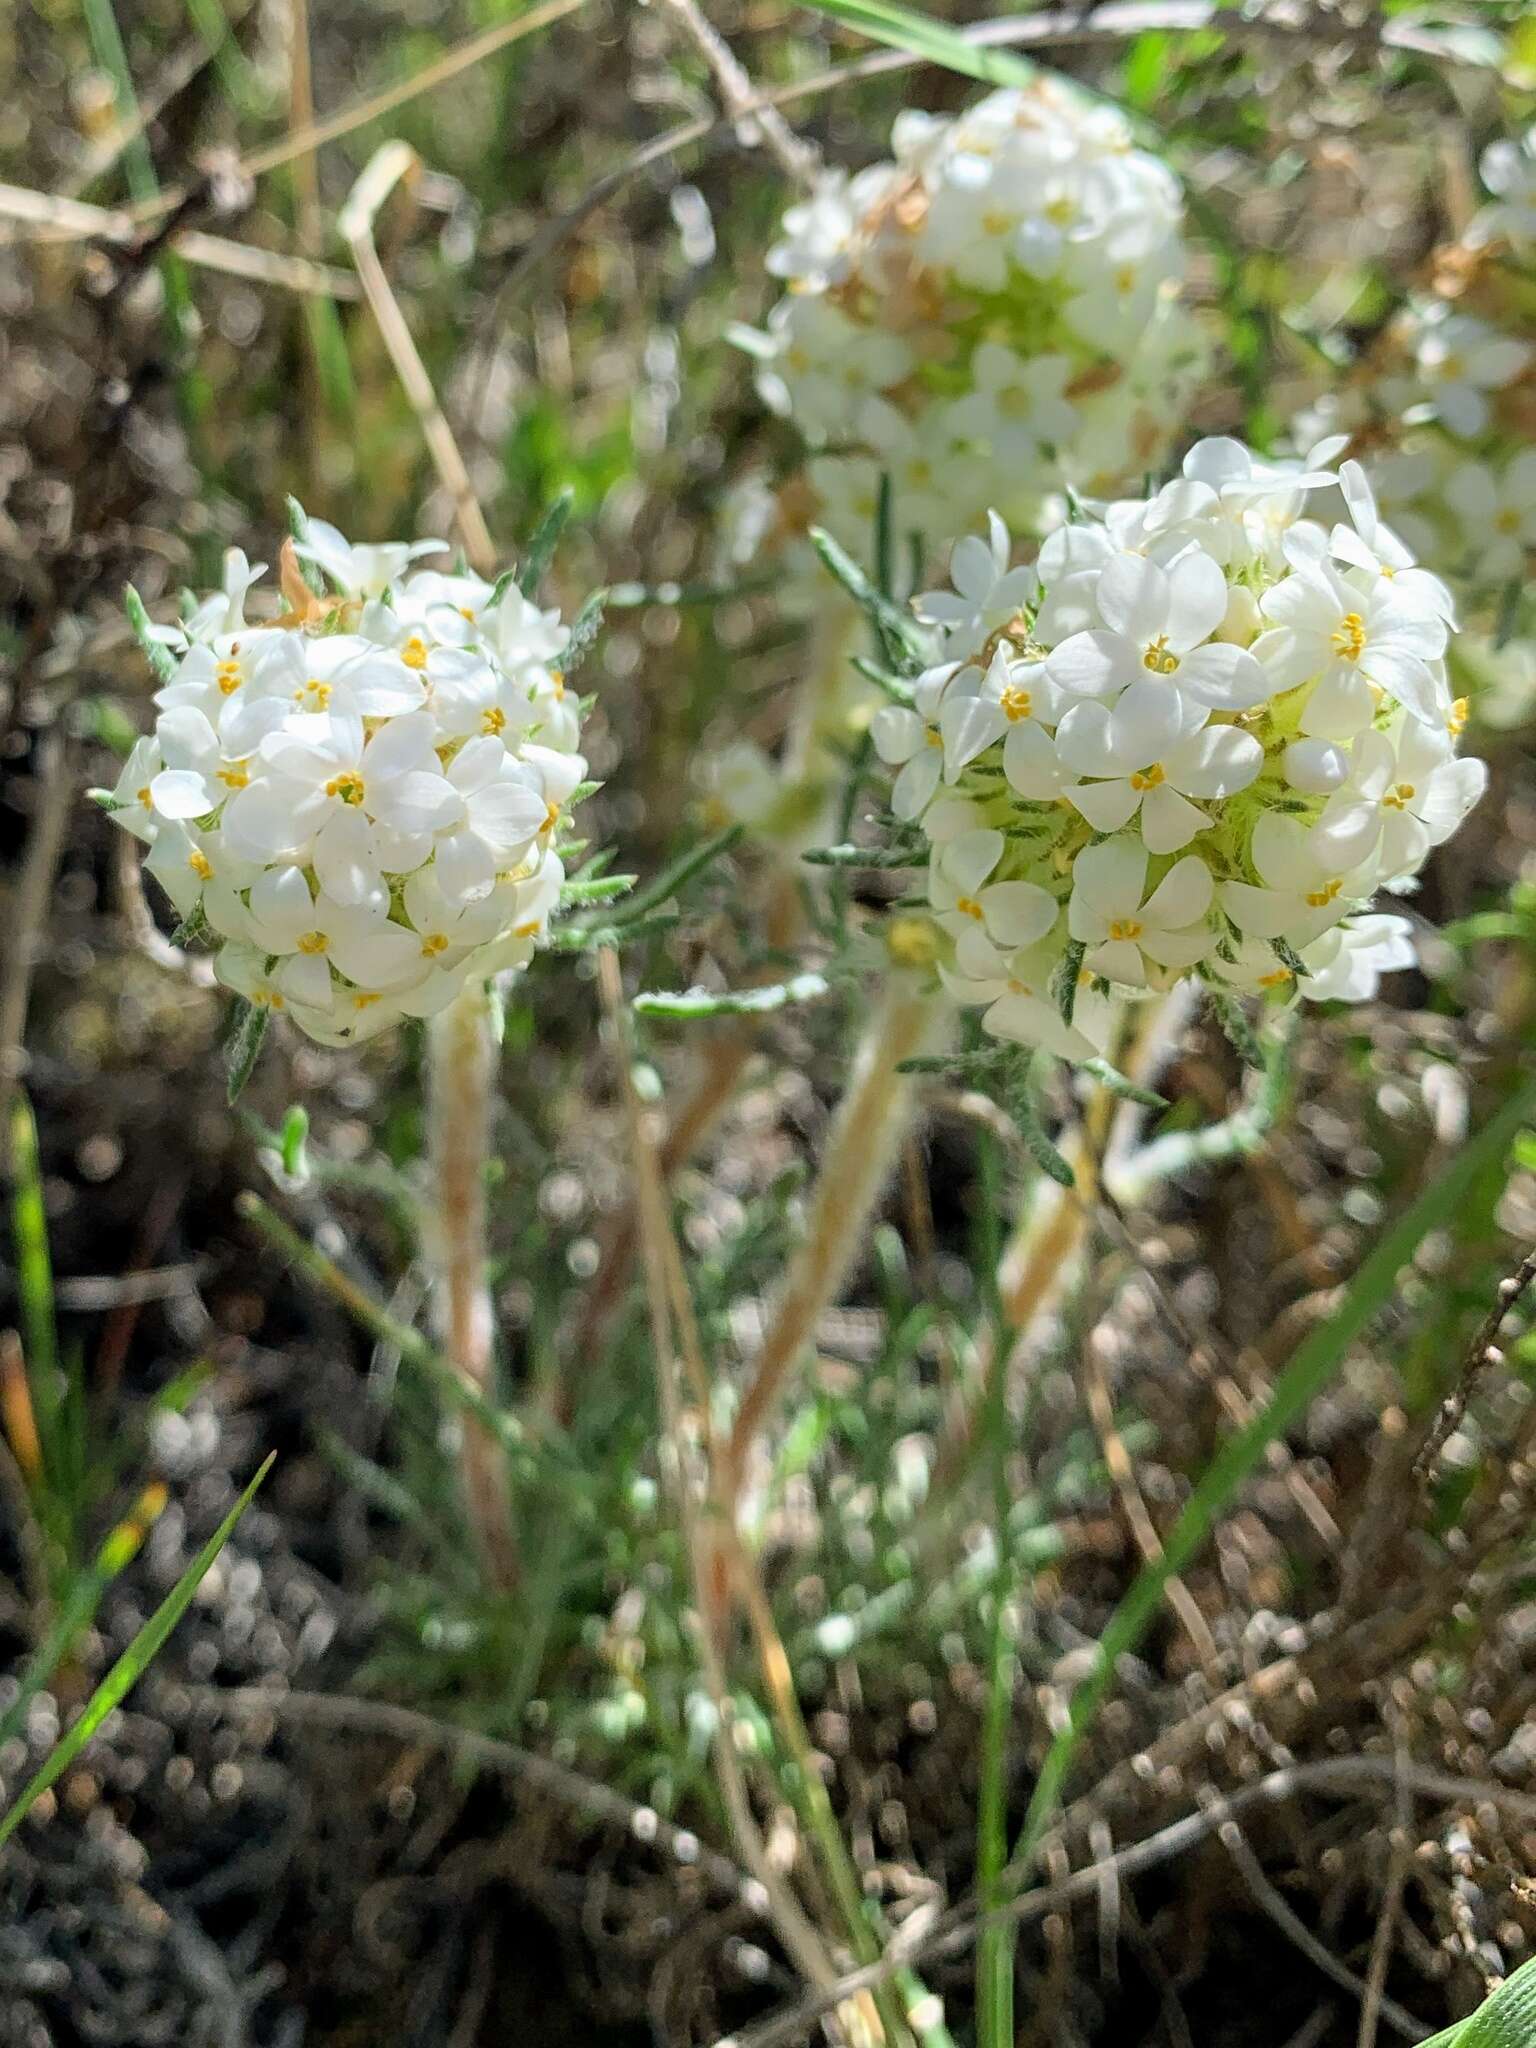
107 520 588 1046
1293 124 1536 650
740 79 1206 557
869 436 1486 1060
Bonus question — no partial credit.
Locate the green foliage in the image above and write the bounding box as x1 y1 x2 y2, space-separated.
0 1456 273 1852
1423 1959 1536 2047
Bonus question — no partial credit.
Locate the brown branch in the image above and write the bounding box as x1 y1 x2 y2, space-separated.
1414 1245 1536 1487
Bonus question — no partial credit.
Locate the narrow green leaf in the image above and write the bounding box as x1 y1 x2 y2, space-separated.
0 1455 274 1851
609 823 743 924
634 973 830 1019
225 998 270 1105
1421 1957 1536 2048
795 0 1038 91
1077 1059 1168 1111
8 1092 57 1392
86 788 129 812
1005 1074 1536 1893
559 874 637 906
561 589 606 676
807 526 929 675
519 487 574 597
279 1105 309 1181
123 585 177 684
1208 989 1265 1070
285 495 312 542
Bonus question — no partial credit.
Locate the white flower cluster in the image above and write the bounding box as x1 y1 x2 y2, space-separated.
109 521 586 1046
870 438 1486 1058
1292 129 1536 639
744 79 1206 553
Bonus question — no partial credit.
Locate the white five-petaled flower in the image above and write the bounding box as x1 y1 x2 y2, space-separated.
1254 559 1448 737
1062 720 1263 854
1046 548 1268 767
930 828 1060 955
915 513 1037 659
1411 312 1532 439
1067 838 1213 988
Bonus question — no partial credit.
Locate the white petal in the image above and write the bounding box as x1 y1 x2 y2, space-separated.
1171 642 1270 712
1044 630 1140 701
1070 778 1139 832
1072 836 1147 920
943 827 1004 897
148 769 212 820
313 808 379 906
1138 784 1206 855
1167 725 1262 798
1163 550 1228 652
1095 554 1168 641
1107 680 1184 768
1143 854 1212 929
979 881 1057 948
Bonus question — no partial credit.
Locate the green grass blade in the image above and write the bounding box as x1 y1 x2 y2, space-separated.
0 1454 274 1851
1006 1073 1536 1885
795 0 1038 90
8 1092 57 1396
0 1482 168 1751
1421 1957 1536 2047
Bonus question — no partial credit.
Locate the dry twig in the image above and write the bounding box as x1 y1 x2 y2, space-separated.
1414 1246 1536 1486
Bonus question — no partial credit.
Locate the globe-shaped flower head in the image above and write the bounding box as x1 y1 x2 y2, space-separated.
108 519 589 1047
869 437 1484 1059
746 78 1208 562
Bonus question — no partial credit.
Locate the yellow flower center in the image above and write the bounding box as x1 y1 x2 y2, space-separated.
1447 697 1468 736
955 895 986 921
1005 976 1035 997
1330 612 1366 662
296 930 329 955
216 660 242 695
254 989 284 1010
1000 685 1033 722
886 917 939 970
136 786 152 807
512 918 542 938
550 668 566 700
1045 196 1076 226
326 771 365 805
217 763 248 789
925 727 943 749
543 800 561 834
1142 635 1179 675
1496 509 1522 535
981 209 1013 237
1129 763 1166 792
1115 264 1138 295
401 636 429 671
481 707 507 736
1107 918 1143 942
459 606 477 621
1305 878 1343 908
420 932 450 957
1258 968 1293 989
1382 781 1416 811
351 991 382 1010
295 679 332 709
188 848 213 879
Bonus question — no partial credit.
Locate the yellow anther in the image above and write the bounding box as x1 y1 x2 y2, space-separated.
1142 635 1179 675
188 848 213 879
217 764 249 789
459 605 477 620
401 636 429 671
550 668 566 700
295 679 333 709
1258 968 1293 989
512 918 541 938
543 800 561 833
216 660 242 695
1305 878 1343 908
1330 612 1366 662
325 771 365 805
296 930 329 955
1382 780 1416 810
481 706 507 736
981 209 1013 237
1447 697 1468 736
420 932 450 958
925 728 943 748
999 685 1033 722
136 786 152 807
1129 763 1166 792
1108 918 1143 942
955 895 986 921
351 991 382 1010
